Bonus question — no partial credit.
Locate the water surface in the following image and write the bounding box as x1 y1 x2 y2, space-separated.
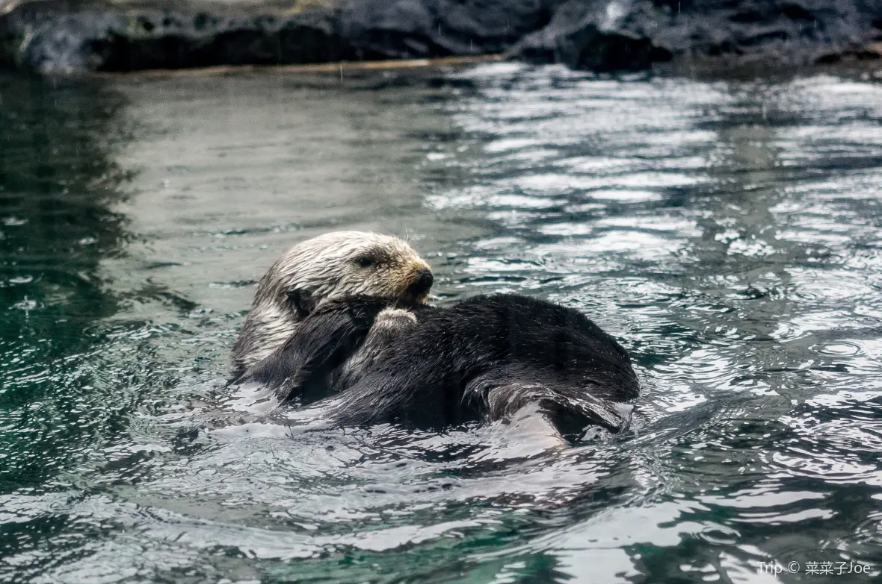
1 64 882 583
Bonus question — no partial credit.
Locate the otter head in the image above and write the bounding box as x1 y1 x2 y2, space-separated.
231 231 433 375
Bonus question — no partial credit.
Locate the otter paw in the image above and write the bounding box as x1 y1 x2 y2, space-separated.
372 308 418 331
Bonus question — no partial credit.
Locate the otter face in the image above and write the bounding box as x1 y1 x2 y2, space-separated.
232 231 432 374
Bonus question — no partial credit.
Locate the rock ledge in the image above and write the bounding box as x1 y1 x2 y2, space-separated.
2 0 881 74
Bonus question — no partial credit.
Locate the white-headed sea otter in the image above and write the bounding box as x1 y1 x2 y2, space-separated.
231 232 638 437
231 231 432 381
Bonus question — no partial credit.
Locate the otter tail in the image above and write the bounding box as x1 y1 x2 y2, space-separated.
467 367 634 436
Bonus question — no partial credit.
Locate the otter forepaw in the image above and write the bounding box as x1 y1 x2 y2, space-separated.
372 307 418 331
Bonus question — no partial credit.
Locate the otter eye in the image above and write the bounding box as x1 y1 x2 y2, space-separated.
355 257 374 268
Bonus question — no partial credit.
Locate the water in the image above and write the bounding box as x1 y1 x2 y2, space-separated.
1 63 882 583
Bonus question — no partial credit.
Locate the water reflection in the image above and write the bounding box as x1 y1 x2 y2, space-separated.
0 76 128 335
1 65 881 583
0 74 132 491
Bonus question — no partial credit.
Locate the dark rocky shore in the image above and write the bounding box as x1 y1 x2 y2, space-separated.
2 0 882 74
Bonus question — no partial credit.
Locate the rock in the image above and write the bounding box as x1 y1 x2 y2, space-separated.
1 0 882 74
510 0 673 71
338 0 559 59
0 0 560 73
0 0 358 73
512 0 882 70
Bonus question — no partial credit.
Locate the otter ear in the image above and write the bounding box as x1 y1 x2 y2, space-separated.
287 289 316 318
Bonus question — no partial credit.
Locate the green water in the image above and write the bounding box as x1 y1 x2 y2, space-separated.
1 64 881 583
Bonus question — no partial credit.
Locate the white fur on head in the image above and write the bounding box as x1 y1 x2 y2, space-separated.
232 231 431 374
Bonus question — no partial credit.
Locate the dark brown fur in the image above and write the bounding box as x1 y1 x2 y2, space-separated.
234 294 639 435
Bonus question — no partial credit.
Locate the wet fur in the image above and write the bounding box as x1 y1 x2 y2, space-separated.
231 231 431 378
236 294 639 434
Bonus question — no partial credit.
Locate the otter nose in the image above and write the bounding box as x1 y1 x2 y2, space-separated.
408 268 434 296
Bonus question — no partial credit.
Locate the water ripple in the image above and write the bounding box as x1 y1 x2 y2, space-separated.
3 65 882 582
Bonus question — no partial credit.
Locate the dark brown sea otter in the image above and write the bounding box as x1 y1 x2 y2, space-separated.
231 232 639 437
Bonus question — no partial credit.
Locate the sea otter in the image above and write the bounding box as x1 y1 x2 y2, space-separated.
231 231 639 436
